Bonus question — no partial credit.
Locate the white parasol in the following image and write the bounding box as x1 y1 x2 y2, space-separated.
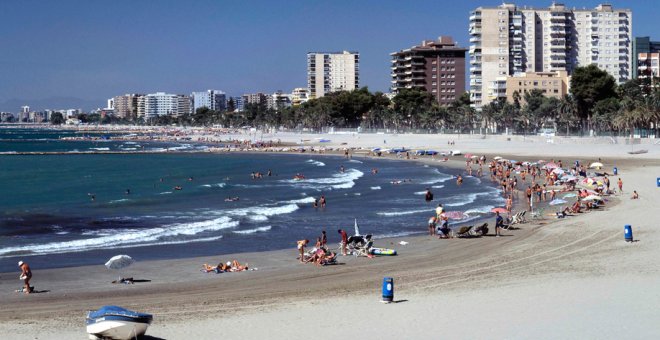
589 162 604 169
105 255 135 270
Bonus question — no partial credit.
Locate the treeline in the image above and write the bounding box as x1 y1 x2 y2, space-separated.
55 65 659 136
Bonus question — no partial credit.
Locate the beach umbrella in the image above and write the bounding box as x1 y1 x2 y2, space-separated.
464 153 473 158
552 168 565 175
491 207 508 214
354 218 361 236
549 199 567 206
105 255 135 270
538 160 547 164
544 162 558 169
583 195 603 201
493 156 502 160
589 162 604 169
470 155 478 159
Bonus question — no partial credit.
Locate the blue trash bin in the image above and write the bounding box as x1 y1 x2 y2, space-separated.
613 167 618 175
382 277 394 303
624 225 633 242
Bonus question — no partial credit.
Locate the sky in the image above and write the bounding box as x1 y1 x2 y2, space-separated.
0 0 657 111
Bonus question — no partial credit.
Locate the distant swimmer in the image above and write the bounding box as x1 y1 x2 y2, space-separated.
174 186 183 191
391 180 402 185
339 165 345 173
425 188 434 203
87 193 96 201
224 197 240 202
456 175 463 186
319 195 326 208
267 169 272 177
188 177 194 181
160 178 164 182
125 189 131 195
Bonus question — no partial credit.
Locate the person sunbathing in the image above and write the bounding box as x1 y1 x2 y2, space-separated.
570 201 582 213
202 263 218 272
230 260 248 271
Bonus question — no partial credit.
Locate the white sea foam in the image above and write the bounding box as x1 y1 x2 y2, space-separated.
414 191 428 195
431 185 445 189
377 208 431 217
370 186 381 190
285 197 316 204
121 147 137 151
201 182 226 188
306 159 326 167
0 216 238 257
248 215 269 222
109 199 130 204
281 168 364 190
421 171 454 185
347 159 363 164
159 191 173 195
90 147 110 151
233 226 272 234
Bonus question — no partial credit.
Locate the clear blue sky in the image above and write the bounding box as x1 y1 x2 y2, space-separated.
0 0 656 109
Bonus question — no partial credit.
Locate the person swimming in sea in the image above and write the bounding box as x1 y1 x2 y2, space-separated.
174 186 183 190
125 189 130 195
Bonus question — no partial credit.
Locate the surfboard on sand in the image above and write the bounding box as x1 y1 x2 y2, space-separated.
369 248 397 256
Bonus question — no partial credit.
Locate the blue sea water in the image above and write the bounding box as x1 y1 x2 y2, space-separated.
0 128 504 272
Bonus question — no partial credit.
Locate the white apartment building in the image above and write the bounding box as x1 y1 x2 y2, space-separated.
143 92 191 118
307 51 359 99
469 2 632 110
291 87 309 106
191 90 226 112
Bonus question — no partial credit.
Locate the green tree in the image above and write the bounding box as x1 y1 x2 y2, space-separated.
50 112 65 125
570 64 617 131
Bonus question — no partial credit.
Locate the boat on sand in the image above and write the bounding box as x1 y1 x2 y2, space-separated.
86 305 153 340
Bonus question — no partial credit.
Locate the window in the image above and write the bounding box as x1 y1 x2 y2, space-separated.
432 59 437 64
432 67 437 71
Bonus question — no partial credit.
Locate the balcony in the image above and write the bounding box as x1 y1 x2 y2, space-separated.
469 36 481 43
471 66 482 72
470 58 481 64
469 13 481 21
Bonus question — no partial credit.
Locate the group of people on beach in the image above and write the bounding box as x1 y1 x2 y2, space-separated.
296 230 338 266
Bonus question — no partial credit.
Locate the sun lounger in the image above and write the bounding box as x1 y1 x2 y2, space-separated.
511 211 526 225
353 240 374 258
454 226 473 238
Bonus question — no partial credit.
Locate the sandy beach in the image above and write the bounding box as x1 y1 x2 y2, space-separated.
1 132 659 339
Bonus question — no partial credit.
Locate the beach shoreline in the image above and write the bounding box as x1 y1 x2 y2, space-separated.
1 129 659 339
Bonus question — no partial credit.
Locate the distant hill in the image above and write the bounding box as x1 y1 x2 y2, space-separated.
0 97 104 113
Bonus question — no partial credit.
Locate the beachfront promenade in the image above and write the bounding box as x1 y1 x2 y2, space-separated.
0 129 659 339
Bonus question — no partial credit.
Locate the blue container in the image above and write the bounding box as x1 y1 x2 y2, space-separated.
382 277 394 302
613 167 618 175
624 225 633 242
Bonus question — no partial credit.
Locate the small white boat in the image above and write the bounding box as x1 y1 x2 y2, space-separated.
86 305 153 340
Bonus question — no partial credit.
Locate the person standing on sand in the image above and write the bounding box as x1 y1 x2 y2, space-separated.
618 178 623 193
526 186 532 210
495 212 504 237
320 230 327 248
506 196 513 213
435 204 444 219
18 261 32 294
297 239 309 262
428 216 437 236
338 229 348 255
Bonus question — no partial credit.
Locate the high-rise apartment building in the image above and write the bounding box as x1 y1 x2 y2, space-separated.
307 51 359 99
113 94 142 119
390 36 467 105
469 2 632 110
192 90 227 113
632 37 660 81
242 93 268 107
143 92 191 118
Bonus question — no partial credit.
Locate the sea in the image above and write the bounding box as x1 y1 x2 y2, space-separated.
0 127 504 272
